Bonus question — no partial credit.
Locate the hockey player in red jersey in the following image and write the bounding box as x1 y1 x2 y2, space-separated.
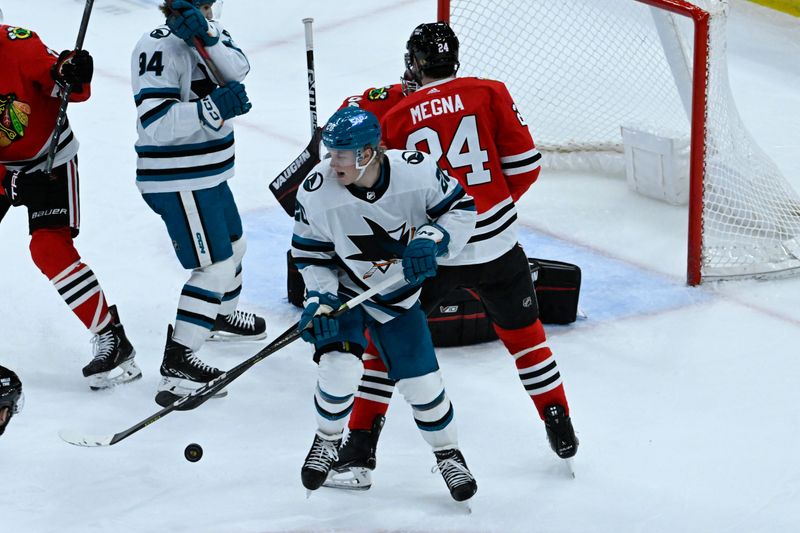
327 22 578 490
0 23 140 390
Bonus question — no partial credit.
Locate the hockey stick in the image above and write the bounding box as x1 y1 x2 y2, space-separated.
303 17 317 135
59 271 406 447
166 0 227 86
267 18 322 216
43 0 95 175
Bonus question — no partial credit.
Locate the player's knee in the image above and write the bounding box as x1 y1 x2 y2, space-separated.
318 351 363 396
494 318 548 351
396 370 445 405
29 228 80 279
189 256 236 294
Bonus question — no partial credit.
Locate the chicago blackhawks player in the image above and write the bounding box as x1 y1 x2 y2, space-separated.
328 22 579 490
0 22 140 390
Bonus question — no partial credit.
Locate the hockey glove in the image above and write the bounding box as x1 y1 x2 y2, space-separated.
299 291 341 344
1 169 50 207
197 81 252 130
402 224 449 284
51 49 94 87
166 0 219 46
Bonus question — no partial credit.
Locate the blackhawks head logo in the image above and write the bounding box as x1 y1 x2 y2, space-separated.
0 93 31 147
6 27 33 41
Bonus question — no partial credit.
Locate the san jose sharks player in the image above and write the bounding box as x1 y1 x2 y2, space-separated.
291 106 479 503
131 0 266 407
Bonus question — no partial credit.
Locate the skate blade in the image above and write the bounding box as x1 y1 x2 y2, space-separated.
564 457 576 478
459 501 472 514
88 359 143 391
322 467 372 491
208 331 268 342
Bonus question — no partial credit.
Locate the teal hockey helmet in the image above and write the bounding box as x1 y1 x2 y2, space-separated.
322 107 381 153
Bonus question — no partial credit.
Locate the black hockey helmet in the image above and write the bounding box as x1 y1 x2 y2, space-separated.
404 22 460 87
0 365 23 436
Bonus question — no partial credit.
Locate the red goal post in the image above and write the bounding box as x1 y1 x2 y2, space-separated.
438 0 800 285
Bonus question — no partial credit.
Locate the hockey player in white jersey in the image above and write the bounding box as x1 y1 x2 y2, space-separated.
132 0 266 407
292 107 478 502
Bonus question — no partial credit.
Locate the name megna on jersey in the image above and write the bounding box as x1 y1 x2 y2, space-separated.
410 94 465 125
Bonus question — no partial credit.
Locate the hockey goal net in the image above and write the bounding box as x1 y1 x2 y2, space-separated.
438 0 800 285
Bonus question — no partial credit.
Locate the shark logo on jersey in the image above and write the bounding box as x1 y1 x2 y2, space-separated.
347 217 412 279
303 172 323 192
402 151 424 165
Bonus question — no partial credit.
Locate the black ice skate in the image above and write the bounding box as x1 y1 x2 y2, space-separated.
433 448 478 503
324 414 385 491
155 325 226 408
301 432 341 494
544 404 578 478
82 305 142 390
544 404 578 458
209 310 267 341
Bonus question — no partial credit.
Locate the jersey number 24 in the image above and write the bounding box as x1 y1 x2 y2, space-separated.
405 115 490 186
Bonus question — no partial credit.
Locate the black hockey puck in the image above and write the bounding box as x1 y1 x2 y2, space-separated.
184 443 203 462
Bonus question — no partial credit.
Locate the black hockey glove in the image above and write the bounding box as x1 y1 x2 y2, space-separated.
1 169 50 207
52 49 94 87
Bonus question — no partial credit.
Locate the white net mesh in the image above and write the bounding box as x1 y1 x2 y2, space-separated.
448 0 800 281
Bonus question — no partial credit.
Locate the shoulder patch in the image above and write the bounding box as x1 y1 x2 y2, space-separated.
367 86 393 101
6 27 33 41
150 27 171 39
401 151 425 165
303 172 324 192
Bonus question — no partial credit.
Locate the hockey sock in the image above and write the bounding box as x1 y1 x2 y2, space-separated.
218 237 245 316
30 228 111 333
217 262 242 316
397 370 458 450
349 339 394 431
315 351 363 436
173 257 233 351
494 319 569 419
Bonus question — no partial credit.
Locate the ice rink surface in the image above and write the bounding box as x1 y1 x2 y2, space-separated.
1 1 799 532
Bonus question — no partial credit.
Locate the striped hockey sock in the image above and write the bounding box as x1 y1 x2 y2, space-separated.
495 320 570 419
350 348 395 431
51 260 111 333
